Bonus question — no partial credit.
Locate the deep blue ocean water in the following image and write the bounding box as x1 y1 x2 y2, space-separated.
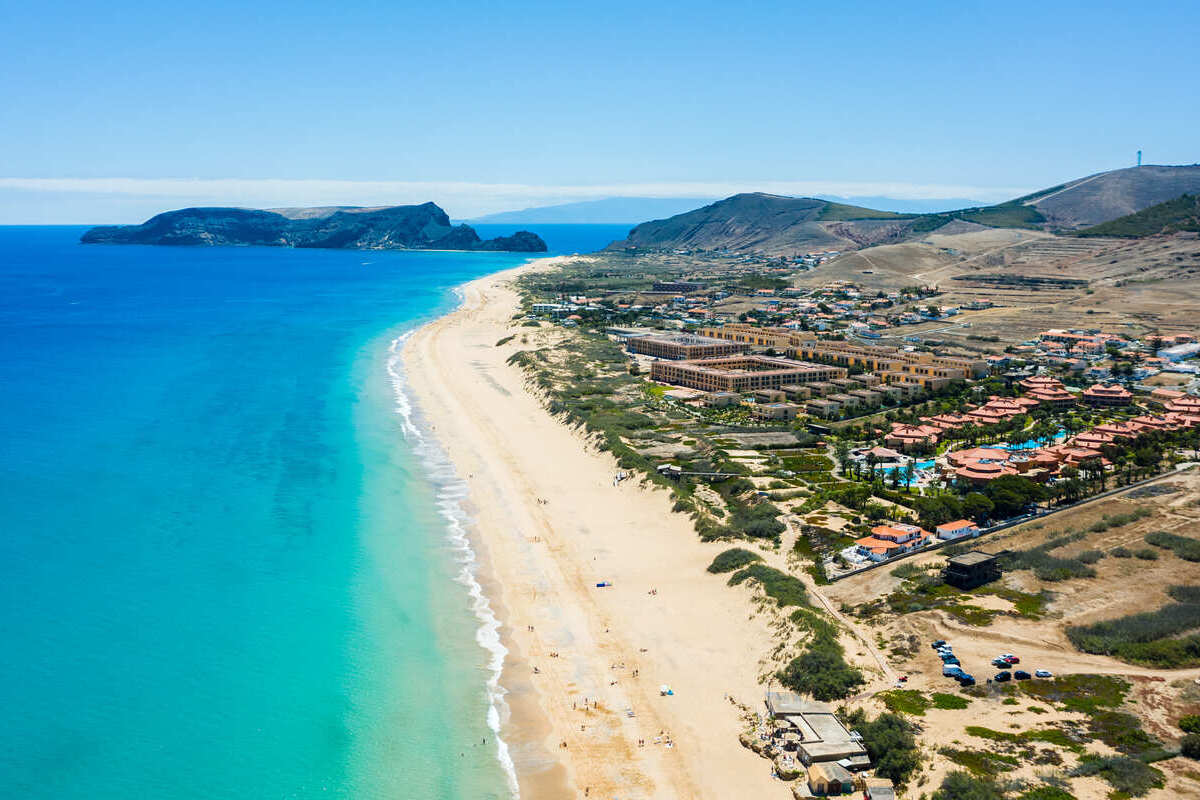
0 224 626 799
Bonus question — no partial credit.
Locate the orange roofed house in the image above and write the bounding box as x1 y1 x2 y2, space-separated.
936 519 981 540
854 523 931 562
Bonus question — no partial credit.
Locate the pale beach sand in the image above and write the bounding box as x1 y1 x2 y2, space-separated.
403 258 789 799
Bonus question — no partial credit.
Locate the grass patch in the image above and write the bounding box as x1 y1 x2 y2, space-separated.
938 746 1019 776
964 725 1085 753
1020 674 1129 713
878 689 930 715
931 692 970 710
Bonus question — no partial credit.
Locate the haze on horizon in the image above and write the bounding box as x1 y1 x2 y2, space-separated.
0 0 1197 224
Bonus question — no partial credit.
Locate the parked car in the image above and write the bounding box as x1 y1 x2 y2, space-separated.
931 640 947 649
991 657 1009 668
1014 670 1031 680
957 674 976 687
994 671 1012 682
1035 669 1053 678
1004 656 1020 665
943 664 964 677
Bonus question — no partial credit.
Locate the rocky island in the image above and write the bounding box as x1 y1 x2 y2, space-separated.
80 202 547 252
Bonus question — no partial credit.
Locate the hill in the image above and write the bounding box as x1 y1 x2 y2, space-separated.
469 197 716 224
607 193 916 254
1075 193 1200 237
606 165 1200 254
80 203 547 252
1021 164 1200 229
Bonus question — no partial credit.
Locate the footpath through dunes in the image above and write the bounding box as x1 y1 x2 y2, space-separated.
402 258 785 800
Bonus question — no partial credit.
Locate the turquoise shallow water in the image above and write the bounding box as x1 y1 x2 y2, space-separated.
0 225 625 799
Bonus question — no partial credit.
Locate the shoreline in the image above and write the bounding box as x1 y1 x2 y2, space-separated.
401 257 788 798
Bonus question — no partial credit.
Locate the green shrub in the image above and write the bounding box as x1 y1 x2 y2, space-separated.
1145 530 1200 561
843 710 920 788
1017 787 1076 800
1066 586 1200 667
1180 714 1200 734
776 642 864 701
1182 733 1200 760
1133 547 1159 560
727 564 808 607
1070 755 1163 797
707 548 762 574
931 771 1005 800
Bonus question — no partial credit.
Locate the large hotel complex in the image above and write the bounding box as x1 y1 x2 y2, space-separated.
649 354 847 393
694 324 987 390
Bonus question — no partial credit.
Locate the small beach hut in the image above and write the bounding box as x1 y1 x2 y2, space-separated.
807 761 853 795
807 761 854 795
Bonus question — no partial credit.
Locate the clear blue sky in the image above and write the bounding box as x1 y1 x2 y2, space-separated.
1 0 1197 221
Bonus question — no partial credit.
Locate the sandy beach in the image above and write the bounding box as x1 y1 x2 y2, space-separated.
403 258 787 799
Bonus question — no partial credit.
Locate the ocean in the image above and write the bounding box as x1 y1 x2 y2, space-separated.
0 224 628 799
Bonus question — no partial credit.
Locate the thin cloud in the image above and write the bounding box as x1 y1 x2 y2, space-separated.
0 177 1031 223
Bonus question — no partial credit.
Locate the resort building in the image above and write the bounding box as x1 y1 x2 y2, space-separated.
751 402 800 421
1164 394 1200 415
827 392 861 410
955 459 1017 485
1020 376 1076 408
1082 383 1132 407
806 398 842 419
650 355 846 393
753 389 787 403
703 391 741 408
696 323 799 349
626 333 748 360
884 423 942 451
780 384 813 400
848 388 884 406
947 447 1010 467
786 340 988 381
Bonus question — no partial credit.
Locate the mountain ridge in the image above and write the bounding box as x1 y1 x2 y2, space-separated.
607 165 1200 254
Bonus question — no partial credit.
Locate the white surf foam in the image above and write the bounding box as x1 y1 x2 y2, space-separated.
386 328 520 799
